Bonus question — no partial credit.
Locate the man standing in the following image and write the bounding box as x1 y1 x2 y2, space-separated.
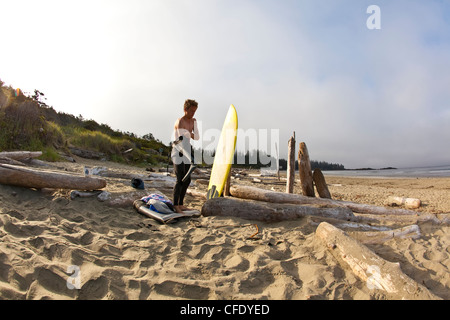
172 99 199 213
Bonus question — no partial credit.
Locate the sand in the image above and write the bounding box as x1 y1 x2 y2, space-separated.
0 158 449 300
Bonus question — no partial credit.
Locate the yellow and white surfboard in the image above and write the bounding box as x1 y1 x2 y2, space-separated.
206 105 238 199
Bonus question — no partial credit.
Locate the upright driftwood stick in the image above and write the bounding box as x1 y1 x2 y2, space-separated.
230 185 421 216
313 168 331 199
224 169 232 196
201 197 355 222
0 164 106 190
286 132 296 194
316 222 440 300
298 142 314 197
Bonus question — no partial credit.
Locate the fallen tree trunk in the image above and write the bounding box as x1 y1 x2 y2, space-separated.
298 142 315 197
0 151 42 160
0 164 106 190
201 197 355 222
230 185 420 216
315 222 441 300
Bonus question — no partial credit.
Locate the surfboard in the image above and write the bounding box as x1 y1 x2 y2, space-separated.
133 200 200 224
206 105 238 199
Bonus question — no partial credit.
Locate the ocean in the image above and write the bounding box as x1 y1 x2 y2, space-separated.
322 165 450 178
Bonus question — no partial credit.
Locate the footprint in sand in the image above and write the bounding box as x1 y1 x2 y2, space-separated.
153 280 211 299
78 275 109 300
224 255 250 271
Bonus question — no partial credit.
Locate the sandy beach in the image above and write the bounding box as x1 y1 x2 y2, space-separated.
0 158 449 300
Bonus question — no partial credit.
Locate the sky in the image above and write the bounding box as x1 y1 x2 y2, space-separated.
1 0 450 169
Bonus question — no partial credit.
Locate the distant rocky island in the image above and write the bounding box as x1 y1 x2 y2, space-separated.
351 167 397 171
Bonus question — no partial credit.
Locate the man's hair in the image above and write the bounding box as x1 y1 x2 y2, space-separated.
184 99 198 111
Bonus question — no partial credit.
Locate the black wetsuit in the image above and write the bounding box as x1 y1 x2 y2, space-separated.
172 144 194 206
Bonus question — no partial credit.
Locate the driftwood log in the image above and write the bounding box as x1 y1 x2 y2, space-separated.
307 216 392 232
286 132 296 194
186 189 207 199
298 142 314 197
201 197 355 222
230 185 420 216
313 168 331 199
0 164 106 190
347 225 421 244
0 156 25 166
386 196 421 209
0 151 43 160
316 222 440 300
354 212 449 225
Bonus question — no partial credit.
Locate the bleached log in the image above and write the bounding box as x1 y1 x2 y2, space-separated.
347 225 421 244
101 190 150 207
386 196 421 209
0 156 25 166
354 212 447 225
313 168 331 199
298 142 314 197
0 164 106 190
186 189 207 199
0 151 42 160
307 216 392 232
70 190 103 200
315 222 441 300
201 197 355 223
286 132 296 194
230 185 420 216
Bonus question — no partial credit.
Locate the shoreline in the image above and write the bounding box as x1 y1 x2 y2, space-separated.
0 158 448 300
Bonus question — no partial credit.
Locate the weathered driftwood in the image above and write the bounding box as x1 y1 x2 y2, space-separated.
70 190 104 200
347 225 421 244
224 169 232 196
286 132 296 194
186 189 207 199
298 142 314 197
101 190 150 207
313 168 331 199
0 164 106 190
230 185 420 216
315 222 441 300
201 197 355 223
0 151 43 160
386 196 421 209
307 216 392 232
0 156 25 166
308 216 422 242
354 212 448 225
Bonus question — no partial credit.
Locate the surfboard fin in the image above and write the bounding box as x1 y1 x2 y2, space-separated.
206 185 220 199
